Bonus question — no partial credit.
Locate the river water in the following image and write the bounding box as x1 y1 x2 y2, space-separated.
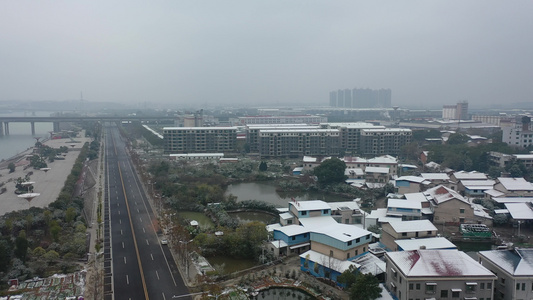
225 182 351 208
0 112 54 161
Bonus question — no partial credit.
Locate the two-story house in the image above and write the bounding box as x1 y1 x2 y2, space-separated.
385 249 496 300
380 219 438 251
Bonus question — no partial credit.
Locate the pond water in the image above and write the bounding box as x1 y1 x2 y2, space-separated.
225 182 351 208
206 255 257 274
228 211 277 224
178 211 214 229
256 287 316 300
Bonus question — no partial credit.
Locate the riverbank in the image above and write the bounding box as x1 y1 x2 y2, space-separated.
0 133 92 215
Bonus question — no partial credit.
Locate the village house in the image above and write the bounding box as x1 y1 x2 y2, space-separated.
385 249 496 300
380 220 438 251
478 248 533 300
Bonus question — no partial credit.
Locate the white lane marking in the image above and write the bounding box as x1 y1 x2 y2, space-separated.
156 270 160 280
137 208 140 213
124 257 127 264
151 254 154 260
117 203 119 207
126 275 129 285
142 228 145 233
139 217 142 222
120 230 123 235
162 293 166 300
118 211 120 215
146 239 149 245
122 242 125 249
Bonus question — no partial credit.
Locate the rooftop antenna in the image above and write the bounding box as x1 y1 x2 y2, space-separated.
80 91 84 115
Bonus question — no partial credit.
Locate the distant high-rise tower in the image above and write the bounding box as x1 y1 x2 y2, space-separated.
329 91 337 107
456 101 468 120
344 89 352 108
337 89 344 107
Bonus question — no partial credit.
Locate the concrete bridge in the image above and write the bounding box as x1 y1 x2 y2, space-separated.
0 116 175 136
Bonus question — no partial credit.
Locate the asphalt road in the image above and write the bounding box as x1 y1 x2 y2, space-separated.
104 124 190 300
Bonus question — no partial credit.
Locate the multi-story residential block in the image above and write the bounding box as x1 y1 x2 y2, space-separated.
386 199 422 221
237 115 327 125
385 249 496 300
449 171 488 192
320 122 384 153
359 128 412 156
163 127 237 154
424 185 477 225
258 128 341 157
380 220 438 251
246 124 316 153
478 248 533 300
502 115 533 148
395 176 431 194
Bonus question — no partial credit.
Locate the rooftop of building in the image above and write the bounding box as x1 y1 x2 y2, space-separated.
387 219 437 233
387 249 495 277
289 200 331 211
420 173 450 180
451 171 488 180
497 177 533 191
300 250 360 274
461 179 496 187
424 185 468 205
504 203 533 220
365 166 390 174
327 200 362 211
394 237 457 251
163 126 237 130
479 248 533 276
395 176 430 184
388 199 422 210
361 128 412 133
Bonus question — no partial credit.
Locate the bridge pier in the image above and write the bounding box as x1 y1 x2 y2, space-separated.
0 122 3 136
53 121 60 133
3 122 9 136
31 122 35 135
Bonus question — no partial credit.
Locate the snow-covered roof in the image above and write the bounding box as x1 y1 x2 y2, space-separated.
388 199 422 210
279 212 293 220
327 200 362 211
290 200 331 211
270 240 288 249
388 220 437 233
303 156 318 163
365 166 390 174
420 173 450 180
452 171 488 180
395 237 457 251
462 179 495 187
312 223 372 242
300 250 360 274
366 182 387 189
514 154 533 160
472 203 493 219
424 185 468 205
345 168 364 176
492 197 533 204
367 208 403 224
367 155 398 164
266 223 282 232
485 189 505 198
274 225 309 236
404 192 430 204
497 177 533 191
395 176 430 184
399 164 418 169
387 250 496 277
479 249 533 276
351 252 386 276
504 203 533 220
298 216 338 228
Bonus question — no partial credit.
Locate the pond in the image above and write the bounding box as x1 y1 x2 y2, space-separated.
206 255 257 274
178 211 215 229
255 287 316 300
228 211 277 224
225 182 351 208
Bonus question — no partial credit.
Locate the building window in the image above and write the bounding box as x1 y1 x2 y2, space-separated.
440 290 448 298
460 208 465 213
427 231 432 235
487 282 492 289
301 211 307 216
416 283 421 290
451 290 461 298
323 209 329 214
348 241 352 246
425 283 436 294
466 282 477 293
480 282 485 289
391 268 397 279
409 283 414 290
402 232 408 237
329 250 333 257
291 236 295 240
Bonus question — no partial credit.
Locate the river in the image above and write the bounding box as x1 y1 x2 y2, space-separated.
225 182 351 207
0 112 54 161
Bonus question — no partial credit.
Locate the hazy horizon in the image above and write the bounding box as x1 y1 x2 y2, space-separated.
1 1 532 108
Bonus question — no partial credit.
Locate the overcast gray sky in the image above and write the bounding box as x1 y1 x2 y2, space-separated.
1 1 532 109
